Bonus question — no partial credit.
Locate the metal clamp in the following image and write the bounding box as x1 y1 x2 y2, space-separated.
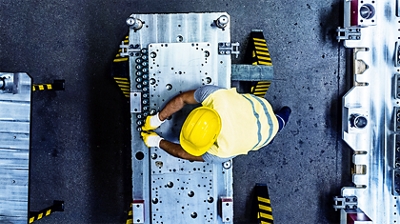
218 42 240 58
333 196 358 211
119 43 141 58
337 27 361 41
0 74 15 93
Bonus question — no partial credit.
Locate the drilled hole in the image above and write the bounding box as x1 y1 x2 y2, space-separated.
135 152 144 160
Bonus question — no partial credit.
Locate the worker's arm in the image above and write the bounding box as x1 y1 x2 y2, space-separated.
158 90 198 121
159 139 205 162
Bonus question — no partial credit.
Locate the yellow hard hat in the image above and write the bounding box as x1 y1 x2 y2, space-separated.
180 106 222 156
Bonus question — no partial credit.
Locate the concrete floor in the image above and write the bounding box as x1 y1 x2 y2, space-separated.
0 0 352 223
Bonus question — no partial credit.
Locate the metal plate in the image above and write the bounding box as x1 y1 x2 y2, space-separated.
0 72 31 223
148 42 215 109
127 12 233 224
338 0 400 223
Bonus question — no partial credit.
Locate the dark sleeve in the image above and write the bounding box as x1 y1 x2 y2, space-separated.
194 85 223 103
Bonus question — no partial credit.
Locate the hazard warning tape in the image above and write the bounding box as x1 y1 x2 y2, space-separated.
29 200 64 223
255 184 274 224
32 80 65 92
114 77 130 98
126 203 133 224
251 81 272 97
32 84 52 91
29 209 52 223
248 31 273 96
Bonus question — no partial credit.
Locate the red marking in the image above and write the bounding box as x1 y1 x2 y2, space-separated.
347 211 372 224
351 0 359 26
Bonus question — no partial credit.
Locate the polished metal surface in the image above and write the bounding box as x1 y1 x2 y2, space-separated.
338 0 400 223
0 72 31 223
126 12 232 223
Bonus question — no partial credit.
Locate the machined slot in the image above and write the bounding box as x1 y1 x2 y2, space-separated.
395 134 400 162
353 164 367 175
395 134 400 195
395 108 400 132
395 42 400 67
395 170 400 194
396 74 400 99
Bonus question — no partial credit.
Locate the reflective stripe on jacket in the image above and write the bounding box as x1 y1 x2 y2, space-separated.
202 88 279 158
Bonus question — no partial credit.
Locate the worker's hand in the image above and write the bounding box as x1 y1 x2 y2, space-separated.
141 131 164 148
142 112 165 131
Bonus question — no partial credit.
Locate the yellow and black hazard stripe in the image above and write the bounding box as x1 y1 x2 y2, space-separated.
29 208 52 223
114 35 129 63
114 77 130 98
250 32 272 66
252 38 272 66
32 80 65 92
29 200 64 223
111 34 130 98
255 184 273 224
246 31 273 96
32 84 53 91
126 203 133 224
251 81 271 97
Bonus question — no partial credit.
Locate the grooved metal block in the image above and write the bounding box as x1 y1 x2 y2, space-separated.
127 13 233 224
0 72 32 223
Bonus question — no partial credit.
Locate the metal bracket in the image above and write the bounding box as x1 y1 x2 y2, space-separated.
119 43 141 58
218 42 240 58
220 197 233 223
132 200 145 224
333 196 358 211
337 27 361 41
130 91 142 113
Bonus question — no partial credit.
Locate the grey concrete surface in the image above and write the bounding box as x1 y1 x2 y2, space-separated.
0 0 351 223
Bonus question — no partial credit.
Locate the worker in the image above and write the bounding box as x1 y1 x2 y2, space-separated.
140 85 291 163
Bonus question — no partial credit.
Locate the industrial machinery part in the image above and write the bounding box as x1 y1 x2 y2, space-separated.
112 13 277 223
120 12 233 224
0 72 32 223
0 73 65 223
335 0 400 223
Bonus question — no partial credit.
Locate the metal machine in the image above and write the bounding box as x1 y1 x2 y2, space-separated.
335 0 400 223
0 73 32 223
113 12 275 224
0 73 65 223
